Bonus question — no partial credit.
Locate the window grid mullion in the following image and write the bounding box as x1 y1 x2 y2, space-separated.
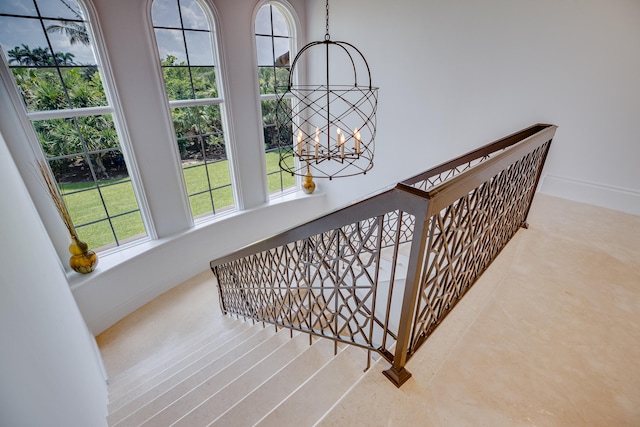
153 0 235 220
257 3 296 196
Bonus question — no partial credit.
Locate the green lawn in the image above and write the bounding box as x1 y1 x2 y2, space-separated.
59 151 295 250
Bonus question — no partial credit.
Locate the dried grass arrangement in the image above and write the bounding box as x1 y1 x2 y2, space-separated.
37 160 75 237
37 160 98 274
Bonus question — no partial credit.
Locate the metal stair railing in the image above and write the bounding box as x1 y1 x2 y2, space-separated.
210 123 557 387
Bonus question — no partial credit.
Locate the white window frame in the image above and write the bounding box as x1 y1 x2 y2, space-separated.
0 0 155 257
151 0 237 223
254 0 302 197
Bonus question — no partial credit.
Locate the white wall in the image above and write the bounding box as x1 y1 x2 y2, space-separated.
0 132 108 426
308 0 640 215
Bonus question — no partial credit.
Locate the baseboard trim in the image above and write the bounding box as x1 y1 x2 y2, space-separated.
539 174 640 216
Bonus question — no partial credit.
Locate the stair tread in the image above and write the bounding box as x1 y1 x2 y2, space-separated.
133 328 295 426
159 332 310 426
108 325 276 425
108 317 246 396
209 338 337 427
255 344 367 426
108 321 256 412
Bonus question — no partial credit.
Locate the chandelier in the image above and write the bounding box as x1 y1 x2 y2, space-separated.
275 0 379 193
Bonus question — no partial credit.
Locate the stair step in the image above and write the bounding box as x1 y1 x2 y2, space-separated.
108 319 249 402
108 325 276 425
255 344 367 426
108 320 255 413
153 331 310 426
107 316 240 392
209 338 337 426
130 328 294 426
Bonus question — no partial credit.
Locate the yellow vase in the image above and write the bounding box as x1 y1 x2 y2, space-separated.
302 171 316 194
69 236 98 274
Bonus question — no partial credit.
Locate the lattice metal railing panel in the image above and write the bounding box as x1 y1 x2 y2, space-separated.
211 124 556 387
214 209 416 354
409 153 504 192
408 141 550 352
379 210 415 248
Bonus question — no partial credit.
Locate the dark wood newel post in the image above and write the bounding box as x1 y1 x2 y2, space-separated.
382 205 431 387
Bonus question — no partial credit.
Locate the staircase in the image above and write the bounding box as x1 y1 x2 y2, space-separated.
106 315 374 426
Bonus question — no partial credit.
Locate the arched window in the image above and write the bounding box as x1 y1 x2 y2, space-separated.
152 0 234 220
255 1 296 195
0 0 147 251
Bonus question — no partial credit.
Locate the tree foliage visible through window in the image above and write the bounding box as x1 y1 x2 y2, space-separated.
153 0 235 219
0 0 147 251
255 3 295 194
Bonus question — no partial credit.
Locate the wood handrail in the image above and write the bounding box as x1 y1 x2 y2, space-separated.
421 124 557 215
401 123 554 187
211 124 555 269
210 185 429 268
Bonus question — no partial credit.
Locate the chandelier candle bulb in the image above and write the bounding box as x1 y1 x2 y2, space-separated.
297 130 303 156
315 128 320 159
340 133 345 158
354 128 361 154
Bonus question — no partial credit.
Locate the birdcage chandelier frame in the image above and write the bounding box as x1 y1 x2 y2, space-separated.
275 0 378 186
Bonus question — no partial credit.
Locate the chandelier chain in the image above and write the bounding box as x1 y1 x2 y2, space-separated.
325 0 330 40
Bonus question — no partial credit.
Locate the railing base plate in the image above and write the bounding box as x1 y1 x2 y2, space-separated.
382 366 412 388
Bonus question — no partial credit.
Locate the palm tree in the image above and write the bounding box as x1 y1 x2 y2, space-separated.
7 45 27 65
45 0 90 47
32 75 67 110
6 44 53 66
55 51 77 66
32 47 56 65
46 20 89 46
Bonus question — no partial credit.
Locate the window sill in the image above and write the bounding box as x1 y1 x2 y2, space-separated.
67 188 325 292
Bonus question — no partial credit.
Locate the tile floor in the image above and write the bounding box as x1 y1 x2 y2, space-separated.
97 194 640 426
